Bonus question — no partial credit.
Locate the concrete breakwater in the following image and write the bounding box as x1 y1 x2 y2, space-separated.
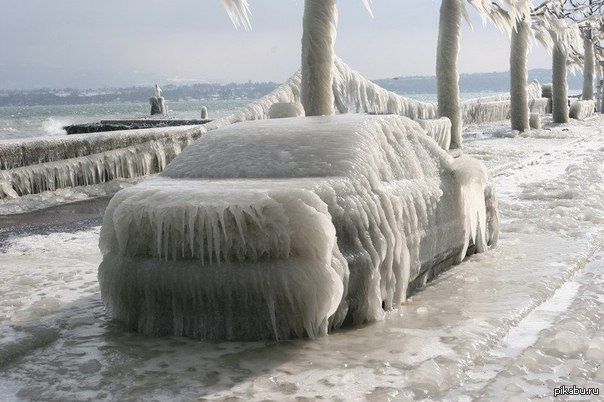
64 119 212 134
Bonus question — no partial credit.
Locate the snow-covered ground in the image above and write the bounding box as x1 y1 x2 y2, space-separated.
0 115 602 401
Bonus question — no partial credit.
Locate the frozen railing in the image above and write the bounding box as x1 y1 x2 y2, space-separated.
461 81 546 125
569 100 596 120
0 126 199 171
0 134 196 199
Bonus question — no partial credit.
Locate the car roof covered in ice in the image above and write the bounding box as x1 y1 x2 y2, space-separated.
161 114 451 181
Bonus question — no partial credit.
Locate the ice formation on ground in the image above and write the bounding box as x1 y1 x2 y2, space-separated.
569 100 596 120
98 114 497 340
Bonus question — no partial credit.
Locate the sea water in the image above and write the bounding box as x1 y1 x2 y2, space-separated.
0 99 249 141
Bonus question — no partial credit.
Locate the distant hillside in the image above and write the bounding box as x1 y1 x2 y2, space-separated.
0 82 280 107
374 69 584 95
0 69 586 107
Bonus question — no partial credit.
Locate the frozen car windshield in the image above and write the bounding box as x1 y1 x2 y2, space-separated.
162 117 369 179
161 115 444 181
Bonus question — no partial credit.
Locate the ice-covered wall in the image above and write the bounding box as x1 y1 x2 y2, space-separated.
0 126 199 171
462 100 512 125
99 115 498 340
0 134 195 199
460 81 544 125
569 100 595 120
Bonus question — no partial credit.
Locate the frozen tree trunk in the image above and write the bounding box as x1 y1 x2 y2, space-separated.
301 0 337 116
582 32 595 101
510 19 530 132
436 0 463 149
552 41 569 123
598 62 604 113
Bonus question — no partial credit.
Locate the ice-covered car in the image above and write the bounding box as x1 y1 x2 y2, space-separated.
98 114 499 340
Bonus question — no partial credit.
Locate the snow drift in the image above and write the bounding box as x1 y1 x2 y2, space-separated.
98 114 498 340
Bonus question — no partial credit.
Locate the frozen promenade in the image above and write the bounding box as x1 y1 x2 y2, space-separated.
0 115 603 401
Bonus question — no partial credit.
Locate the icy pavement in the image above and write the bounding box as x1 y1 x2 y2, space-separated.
0 115 603 401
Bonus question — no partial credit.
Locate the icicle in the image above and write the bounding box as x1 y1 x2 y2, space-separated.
220 0 252 31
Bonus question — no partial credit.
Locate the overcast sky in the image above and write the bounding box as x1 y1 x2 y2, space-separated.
0 0 552 89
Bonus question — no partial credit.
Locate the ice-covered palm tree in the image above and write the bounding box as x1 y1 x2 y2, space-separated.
535 1 591 122
300 0 338 116
582 27 596 100
437 0 531 147
436 0 464 148
221 0 373 117
508 2 559 132
510 16 532 132
573 0 604 100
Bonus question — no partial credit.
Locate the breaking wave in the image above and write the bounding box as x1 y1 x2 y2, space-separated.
41 118 69 136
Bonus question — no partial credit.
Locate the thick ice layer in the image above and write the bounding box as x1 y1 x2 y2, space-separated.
460 97 550 125
462 100 511 125
0 135 194 198
0 125 197 170
268 102 305 119
529 113 541 129
99 115 497 340
569 100 595 120
415 118 452 150
332 58 438 119
460 82 544 125
528 98 550 114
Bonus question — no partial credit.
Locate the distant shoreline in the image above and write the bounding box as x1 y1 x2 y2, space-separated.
0 68 584 107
